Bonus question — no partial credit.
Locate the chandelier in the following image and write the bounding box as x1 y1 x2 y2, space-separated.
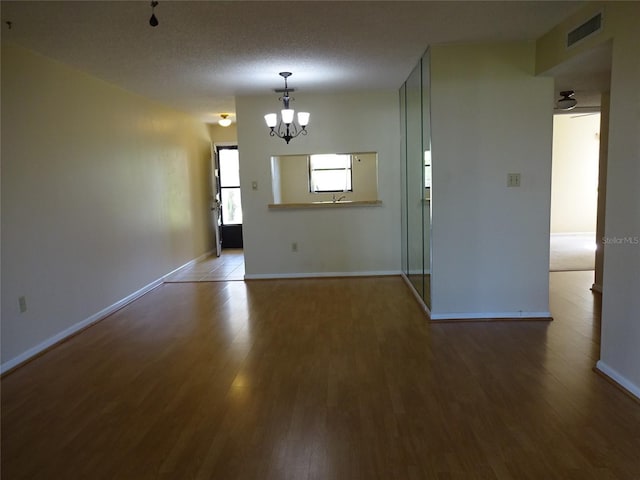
264 72 310 144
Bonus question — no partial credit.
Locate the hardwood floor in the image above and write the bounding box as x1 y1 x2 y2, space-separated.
2 271 639 479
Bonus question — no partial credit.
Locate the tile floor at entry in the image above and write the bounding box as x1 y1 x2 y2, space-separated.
164 249 244 282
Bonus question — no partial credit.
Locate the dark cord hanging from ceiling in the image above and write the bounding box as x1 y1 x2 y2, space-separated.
149 1 159 27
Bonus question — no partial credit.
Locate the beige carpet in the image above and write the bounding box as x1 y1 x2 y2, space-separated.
550 233 596 271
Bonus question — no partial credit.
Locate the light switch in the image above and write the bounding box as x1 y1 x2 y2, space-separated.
251 181 258 190
508 173 521 187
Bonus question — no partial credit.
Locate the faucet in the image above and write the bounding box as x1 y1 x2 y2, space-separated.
332 194 346 203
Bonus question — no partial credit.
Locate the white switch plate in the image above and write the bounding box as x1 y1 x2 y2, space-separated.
251 181 258 190
508 173 521 187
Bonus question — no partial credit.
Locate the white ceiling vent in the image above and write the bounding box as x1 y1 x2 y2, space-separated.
567 12 602 48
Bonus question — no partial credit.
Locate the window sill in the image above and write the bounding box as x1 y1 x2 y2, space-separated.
268 200 382 210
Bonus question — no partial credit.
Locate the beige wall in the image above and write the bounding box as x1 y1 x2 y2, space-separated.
236 91 400 277
208 123 237 145
1 44 213 367
279 154 310 204
537 1 640 398
536 2 611 75
551 113 600 233
430 42 554 319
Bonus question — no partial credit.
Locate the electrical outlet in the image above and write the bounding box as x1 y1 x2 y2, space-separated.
18 296 27 313
291 242 298 252
508 173 521 187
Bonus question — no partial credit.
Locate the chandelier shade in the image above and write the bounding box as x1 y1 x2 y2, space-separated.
264 72 309 144
297 112 310 126
281 109 295 124
264 113 278 128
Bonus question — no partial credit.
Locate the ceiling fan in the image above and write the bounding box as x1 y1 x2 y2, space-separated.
556 90 577 111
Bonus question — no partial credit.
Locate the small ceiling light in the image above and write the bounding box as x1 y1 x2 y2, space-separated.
557 90 577 110
149 1 159 27
264 72 310 144
218 114 232 127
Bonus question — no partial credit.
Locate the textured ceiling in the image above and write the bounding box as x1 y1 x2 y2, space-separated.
1 1 588 123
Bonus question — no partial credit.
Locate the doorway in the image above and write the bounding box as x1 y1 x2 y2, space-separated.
545 40 612 292
549 111 600 272
216 145 244 249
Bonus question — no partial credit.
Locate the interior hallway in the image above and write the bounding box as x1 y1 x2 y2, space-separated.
164 249 245 282
2 272 639 479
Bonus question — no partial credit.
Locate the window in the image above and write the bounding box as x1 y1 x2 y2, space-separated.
218 146 242 225
309 154 352 193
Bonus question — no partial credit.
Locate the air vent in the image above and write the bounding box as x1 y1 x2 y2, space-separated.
567 12 602 47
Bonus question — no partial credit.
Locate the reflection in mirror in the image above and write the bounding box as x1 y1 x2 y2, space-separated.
406 60 424 301
270 152 379 204
422 49 432 309
424 149 431 200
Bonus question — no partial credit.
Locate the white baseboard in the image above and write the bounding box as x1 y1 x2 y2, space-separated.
596 360 640 401
244 270 401 280
407 269 431 275
398 275 549 323
1 251 213 375
429 311 552 321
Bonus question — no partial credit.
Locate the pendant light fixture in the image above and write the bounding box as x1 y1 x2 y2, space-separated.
264 72 310 144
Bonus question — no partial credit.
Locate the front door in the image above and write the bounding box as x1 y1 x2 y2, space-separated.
210 152 222 257
217 145 243 249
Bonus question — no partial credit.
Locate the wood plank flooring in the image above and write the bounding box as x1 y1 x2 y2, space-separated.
2 271 639 479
